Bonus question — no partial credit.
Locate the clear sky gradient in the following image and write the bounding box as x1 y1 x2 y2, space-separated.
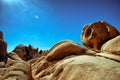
0 0 120 52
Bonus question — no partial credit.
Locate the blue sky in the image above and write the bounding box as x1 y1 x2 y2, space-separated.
0 0 120 52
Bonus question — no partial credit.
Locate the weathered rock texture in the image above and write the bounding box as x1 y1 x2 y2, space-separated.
0 21 120 80
46 40 97 62
101 35 120 55
30 39 120 80
0 52 33 80
81 21 119 51
32 55 120 80
13 44 39 61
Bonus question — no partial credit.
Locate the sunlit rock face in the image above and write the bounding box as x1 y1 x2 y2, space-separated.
30 40 120 80
0 31 7 62
81 21 119 51
46 40 87 62
32 55 120 80
101 35 120 55
0 21 120 80
0 52 33 80
45 40 96 62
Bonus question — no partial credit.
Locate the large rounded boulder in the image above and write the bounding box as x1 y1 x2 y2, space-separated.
81 21 119 51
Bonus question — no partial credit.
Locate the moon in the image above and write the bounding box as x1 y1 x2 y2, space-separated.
35 15 39 19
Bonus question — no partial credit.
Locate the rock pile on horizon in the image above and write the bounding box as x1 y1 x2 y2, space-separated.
0 21 120 80
12 44 39 61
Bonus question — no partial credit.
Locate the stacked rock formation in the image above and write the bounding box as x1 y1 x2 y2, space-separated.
81 21 119 51
13 44 39 61
30 21 120 80
0 21 120 80
81 21 120 61
0 31 7 62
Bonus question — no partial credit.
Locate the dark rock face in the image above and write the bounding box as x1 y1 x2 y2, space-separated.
81 21 119 51
0 31 3 39
0 31 7 62
26 45 39 60
0 40 7 62
13 44 39 61
12 44 27 60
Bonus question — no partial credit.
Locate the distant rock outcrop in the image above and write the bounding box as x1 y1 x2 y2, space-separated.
12 44 27 60
13 44 39 61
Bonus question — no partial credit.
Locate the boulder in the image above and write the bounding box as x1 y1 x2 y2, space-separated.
81 21 119 51
31 40 120 80
32 55 120 80
1 52 33 80
45 40 96 62
101 35 120 55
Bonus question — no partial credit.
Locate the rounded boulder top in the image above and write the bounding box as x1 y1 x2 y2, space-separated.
81 21 119 51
